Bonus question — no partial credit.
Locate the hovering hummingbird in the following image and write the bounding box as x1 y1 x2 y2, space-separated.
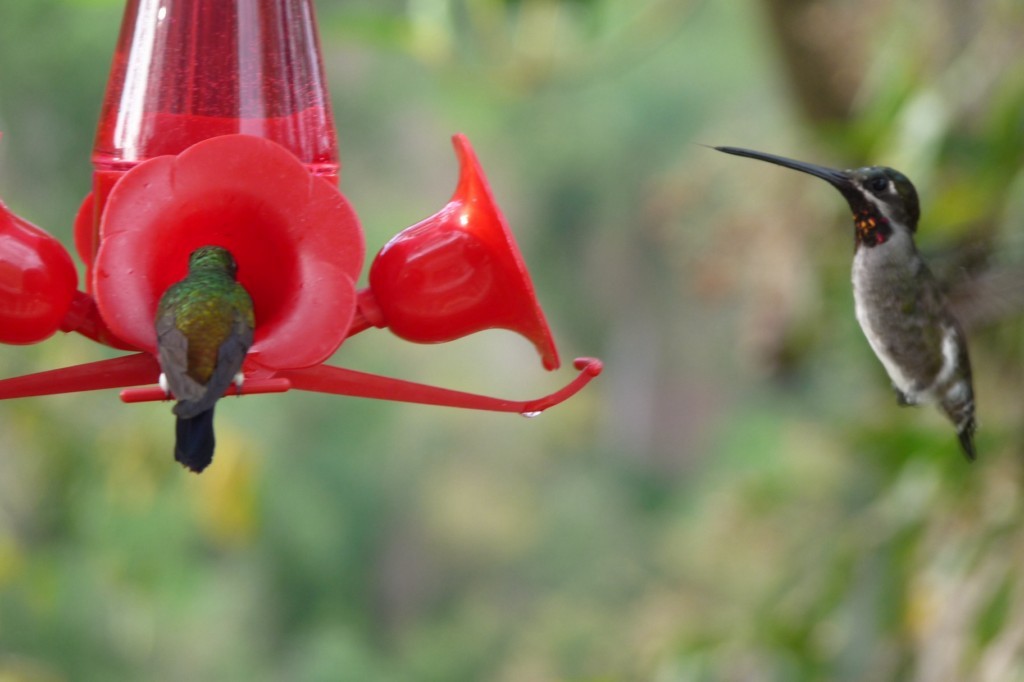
715 146 977 460
155 246 255 473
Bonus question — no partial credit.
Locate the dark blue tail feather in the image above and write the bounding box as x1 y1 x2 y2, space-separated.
175 407 216 473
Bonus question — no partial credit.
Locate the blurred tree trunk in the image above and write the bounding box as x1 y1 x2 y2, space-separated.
758 0 866 124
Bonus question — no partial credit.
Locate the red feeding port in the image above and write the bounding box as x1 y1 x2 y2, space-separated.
93 134 363 370
0 199 78 344
356 134 560 371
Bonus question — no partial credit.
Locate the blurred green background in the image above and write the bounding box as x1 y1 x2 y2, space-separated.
2 0 1024 680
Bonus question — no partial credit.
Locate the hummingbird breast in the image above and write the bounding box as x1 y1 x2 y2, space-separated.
850 235 953 401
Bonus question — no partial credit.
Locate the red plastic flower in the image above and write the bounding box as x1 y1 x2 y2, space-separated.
93 134 364 369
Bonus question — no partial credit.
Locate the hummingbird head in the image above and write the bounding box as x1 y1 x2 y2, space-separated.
714 146 921 248
187 245 239 278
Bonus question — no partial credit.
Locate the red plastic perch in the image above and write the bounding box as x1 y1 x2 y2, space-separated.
0 354 601 416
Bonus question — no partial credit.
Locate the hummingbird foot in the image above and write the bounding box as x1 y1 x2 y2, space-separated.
159 372 172 398
893 386 916 407
232 371 245 396
957 419 977 462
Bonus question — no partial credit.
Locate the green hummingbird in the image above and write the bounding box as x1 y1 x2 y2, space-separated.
155 246 255 473
715 146 977 460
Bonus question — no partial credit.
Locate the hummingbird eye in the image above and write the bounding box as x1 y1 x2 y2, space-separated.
868 176 889 192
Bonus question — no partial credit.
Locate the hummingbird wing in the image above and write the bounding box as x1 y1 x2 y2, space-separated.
155 312 206 403
904 265 957 390
918 234 1024 332
172 309 254 419
947 264 1024 331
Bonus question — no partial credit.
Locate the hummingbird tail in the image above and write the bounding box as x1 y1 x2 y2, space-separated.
956 419 977 462
940 384 976 462
175 407 216 473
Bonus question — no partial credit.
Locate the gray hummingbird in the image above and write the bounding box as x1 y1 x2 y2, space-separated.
715 146 977 460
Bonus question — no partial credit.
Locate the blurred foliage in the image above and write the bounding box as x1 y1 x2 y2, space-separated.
1 0 1024 680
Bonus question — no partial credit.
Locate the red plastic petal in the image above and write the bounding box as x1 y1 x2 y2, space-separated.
93 134 364 369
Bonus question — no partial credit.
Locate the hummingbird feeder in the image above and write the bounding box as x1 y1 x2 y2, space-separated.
0 1 601 420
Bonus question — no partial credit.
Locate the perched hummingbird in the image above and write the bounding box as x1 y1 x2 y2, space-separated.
715 146 977 460
155 246 255 473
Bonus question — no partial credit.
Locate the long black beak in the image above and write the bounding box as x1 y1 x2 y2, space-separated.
714 146 858 199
